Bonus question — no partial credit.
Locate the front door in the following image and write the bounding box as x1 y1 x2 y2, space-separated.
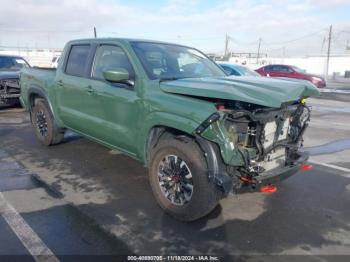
269 65 293 78
80 44 140 155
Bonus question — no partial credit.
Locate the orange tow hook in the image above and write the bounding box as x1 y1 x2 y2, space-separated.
300 164 313 171
260 184 277 193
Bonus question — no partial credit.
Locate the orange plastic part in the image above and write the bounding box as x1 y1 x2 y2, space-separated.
300 164 313 171
260 184 277 193
216 104 225 110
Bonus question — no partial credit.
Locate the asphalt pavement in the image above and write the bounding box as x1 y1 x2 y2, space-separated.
0 92 350 261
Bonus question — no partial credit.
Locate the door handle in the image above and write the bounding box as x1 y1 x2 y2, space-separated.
86 85 95 94
57 80 64 87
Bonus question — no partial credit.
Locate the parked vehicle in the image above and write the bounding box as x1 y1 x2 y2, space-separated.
218 63 261 77
0 55 30 106
51 56 60 68
255 64 326 88
20 38 319 221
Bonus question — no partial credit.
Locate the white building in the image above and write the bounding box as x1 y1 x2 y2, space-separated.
0 48 62 67
229 55 350 78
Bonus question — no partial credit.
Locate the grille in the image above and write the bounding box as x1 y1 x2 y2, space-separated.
0 79 20 93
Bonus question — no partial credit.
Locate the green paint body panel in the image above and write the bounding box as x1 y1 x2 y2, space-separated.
19 38 320 167
160 76 320 108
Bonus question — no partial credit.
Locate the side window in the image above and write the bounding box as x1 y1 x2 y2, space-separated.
270 65 278 72
280 66 287 72
280 66 290 72
265 65 272 71
270 65 283 72
65 45 90 77
285 66 293 72
92 45 134 80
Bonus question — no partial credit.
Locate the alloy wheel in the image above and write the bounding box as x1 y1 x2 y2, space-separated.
157 154 194 206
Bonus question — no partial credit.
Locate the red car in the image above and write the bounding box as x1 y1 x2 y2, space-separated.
255 64 326 88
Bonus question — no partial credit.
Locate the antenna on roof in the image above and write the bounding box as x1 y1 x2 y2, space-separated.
94 27 97 38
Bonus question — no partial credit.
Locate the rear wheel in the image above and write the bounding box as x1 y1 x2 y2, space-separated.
31 99 64 146
149 136 222 221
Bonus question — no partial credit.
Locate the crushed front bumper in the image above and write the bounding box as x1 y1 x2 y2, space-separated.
0 78 21 104
253 151 309 187
0 93 21 105
0 93 20 99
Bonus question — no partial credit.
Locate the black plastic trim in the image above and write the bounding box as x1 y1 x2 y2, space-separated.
194 112 220 134
195 135 233 195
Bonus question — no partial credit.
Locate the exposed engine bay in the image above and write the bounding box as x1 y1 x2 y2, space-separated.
0 78 20 104
219 100 310 188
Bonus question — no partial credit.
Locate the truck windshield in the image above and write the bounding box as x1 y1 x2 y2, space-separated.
0 56 30 70
131 42 226 80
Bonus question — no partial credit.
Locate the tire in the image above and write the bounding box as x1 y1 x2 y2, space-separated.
149 136 222 221
31 98 64 146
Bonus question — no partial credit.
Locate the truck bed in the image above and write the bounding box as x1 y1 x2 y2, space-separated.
19 67 57 109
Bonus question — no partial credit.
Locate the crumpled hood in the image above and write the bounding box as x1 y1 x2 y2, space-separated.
0 70 20 80
160 76 320 108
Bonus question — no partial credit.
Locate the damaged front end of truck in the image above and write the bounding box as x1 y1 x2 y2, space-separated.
159 76 321 195
0 78 21 105
195 99 312 194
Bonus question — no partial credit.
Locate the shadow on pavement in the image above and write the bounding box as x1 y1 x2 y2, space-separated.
1 113 350 256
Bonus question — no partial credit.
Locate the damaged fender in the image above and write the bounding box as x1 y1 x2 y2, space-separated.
195 113 247 167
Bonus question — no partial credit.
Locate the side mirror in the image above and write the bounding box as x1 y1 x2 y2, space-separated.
103 68 129 83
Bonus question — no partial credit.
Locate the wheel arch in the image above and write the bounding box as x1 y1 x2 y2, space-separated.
144 122 234 195
144 125 195 166
27 86 63 127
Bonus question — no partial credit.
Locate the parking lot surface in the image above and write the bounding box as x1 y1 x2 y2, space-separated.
1 90 350 260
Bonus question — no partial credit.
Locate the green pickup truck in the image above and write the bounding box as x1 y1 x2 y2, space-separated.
20 38 319 221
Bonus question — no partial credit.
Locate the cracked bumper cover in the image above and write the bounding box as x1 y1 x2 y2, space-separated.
217 151 309 194
253 151 309 186
0 93 21 99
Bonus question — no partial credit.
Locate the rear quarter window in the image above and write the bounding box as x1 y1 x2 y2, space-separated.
65 45 90 77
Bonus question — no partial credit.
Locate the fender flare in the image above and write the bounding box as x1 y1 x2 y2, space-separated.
27 85 49 110
195 135 233 195
139 111 202 162
143 120 234 195
27 86 63 127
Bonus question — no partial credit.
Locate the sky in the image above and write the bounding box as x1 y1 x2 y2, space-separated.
0 0 350 56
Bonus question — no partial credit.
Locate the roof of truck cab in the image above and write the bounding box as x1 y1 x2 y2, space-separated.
66 38 193 48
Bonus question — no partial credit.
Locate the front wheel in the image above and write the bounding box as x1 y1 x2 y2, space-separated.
149 137 222 221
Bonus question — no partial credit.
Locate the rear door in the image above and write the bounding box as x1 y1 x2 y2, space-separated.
56 44 95 131
261 65 272 76
278 65 294 78
268 65 292 78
